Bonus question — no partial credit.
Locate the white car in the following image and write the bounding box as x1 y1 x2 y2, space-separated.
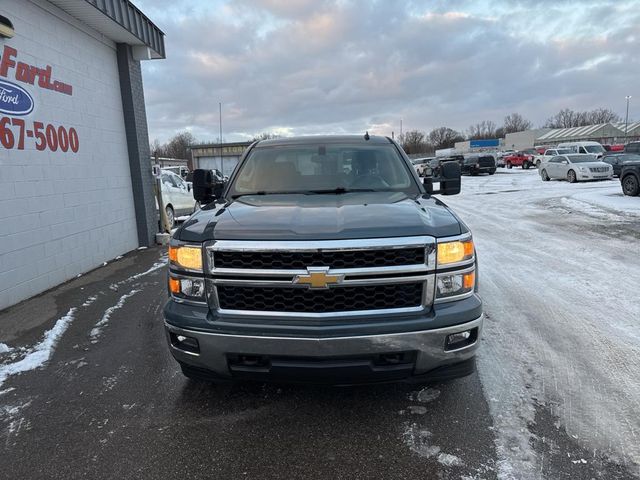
533 148 573 168
557 141 606 158
160 170 197 227
539 154 613 183
411 157 435 176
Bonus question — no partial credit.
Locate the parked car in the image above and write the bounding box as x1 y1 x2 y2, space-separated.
496 155 505 168
163 165 190 180
620 163 640 196
504 151 534 169
160 169 198 228
460 154 497 175
603 144 624 152
411 157 435 176
601 153 640 177
165 135 482 385
532 148 573 168
539 154 613 183
557 141 606 158
625 141 640 154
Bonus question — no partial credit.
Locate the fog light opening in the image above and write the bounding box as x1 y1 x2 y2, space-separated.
445 328 478 351
170 332 200 354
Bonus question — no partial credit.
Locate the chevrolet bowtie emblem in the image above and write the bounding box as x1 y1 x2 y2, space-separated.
293 267 344 289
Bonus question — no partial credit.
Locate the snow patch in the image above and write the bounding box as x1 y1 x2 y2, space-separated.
90 290 140 342
437 452 464 467
0 343 12 354
407 405 428 415
408 387 441 403
0 308 76 388
81 295 98 307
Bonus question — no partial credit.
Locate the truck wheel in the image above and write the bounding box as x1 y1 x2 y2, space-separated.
536 160 541 168
541 169 550 181
622 174 640 196
523 161 530 169
489 170 495 175
165 205 175 229
567 170 577 183
507 162 512 169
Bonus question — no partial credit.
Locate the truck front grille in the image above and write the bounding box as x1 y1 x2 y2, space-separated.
214 248 425 270
216 283 424 313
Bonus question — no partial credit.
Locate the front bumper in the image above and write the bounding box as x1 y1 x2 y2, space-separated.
577 171 613 181
165 314 483 384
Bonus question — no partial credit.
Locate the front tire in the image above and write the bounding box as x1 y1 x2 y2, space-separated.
541 169 550 181
507 162 512 169
622 174 640 196
165 205 175 229
523 161 530 169
567 170 577 183
536 160 541 168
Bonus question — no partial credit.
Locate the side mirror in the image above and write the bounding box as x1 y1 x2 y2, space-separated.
192 169 222 204
439 161 461 195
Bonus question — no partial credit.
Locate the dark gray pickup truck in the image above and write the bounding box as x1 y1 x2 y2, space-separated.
163 135 483 384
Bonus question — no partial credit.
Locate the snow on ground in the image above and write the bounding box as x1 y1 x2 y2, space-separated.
90 290 140 342
444 169 640 478
0 308 77 389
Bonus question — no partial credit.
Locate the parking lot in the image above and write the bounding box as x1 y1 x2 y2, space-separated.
1 169 639 479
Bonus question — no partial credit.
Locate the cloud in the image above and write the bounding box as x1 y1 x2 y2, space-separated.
133 0 640 142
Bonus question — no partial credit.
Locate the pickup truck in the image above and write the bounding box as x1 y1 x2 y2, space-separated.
532 148 573 168
163 135 483 385
504 151 534 169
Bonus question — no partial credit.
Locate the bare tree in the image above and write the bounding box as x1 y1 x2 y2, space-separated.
468 120 498 140
586 108 621 125
544 108 622 128
164 131 197 159
399 130 428 154
428 127 465 150
502 113 533 134
252 132 280 142
150 138 164 158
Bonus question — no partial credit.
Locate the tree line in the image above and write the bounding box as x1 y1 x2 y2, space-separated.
150 107 624 159
399 108 622 154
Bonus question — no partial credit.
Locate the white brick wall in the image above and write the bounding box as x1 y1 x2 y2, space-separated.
0 0 139 309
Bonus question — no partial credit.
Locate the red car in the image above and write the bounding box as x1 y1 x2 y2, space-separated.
504 152 534 169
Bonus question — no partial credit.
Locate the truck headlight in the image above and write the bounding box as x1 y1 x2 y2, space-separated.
169 245 203 271
437 239 474 266
436 270 475 299
169 276 206 301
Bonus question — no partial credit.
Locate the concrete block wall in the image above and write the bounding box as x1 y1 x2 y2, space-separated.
0 0 140 309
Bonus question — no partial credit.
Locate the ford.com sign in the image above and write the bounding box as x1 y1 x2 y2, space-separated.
0 79 34 115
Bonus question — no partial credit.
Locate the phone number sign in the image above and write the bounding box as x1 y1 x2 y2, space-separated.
0 45 79 153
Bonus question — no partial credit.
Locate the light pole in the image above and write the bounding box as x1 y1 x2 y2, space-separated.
624 95 631 144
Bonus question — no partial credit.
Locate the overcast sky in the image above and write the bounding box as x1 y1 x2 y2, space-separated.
134 0 639 143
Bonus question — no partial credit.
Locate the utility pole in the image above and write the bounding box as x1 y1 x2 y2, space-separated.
219 102 223 175
400 119 403 138
624 95 631 144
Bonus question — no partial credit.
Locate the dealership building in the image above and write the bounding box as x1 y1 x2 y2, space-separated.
0 0 164 310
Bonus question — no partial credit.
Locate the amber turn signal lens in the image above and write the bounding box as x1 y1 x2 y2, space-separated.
463 271 475 290
168 246 203 271
437 240 474 265
169 277 181 294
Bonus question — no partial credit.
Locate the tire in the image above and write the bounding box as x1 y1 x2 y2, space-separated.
567 170 577 183
489 170 495 175
507 162 512 169
536 160 541 168
165 205 175 229
523 161 530 169
622 174 640 196
541 169 550 181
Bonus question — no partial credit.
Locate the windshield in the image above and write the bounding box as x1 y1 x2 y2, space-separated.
621 154 640 163
567 155 597 163
584 145 605 153
229 143 419 196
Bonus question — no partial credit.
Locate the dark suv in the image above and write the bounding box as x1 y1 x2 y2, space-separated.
164 135 483 385
460 154 497 175
625 141 640 154
602 153 640 177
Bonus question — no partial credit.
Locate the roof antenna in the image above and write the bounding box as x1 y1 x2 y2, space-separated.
364 131 370 141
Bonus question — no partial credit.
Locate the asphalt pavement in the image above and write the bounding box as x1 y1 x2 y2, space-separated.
1 170 638 479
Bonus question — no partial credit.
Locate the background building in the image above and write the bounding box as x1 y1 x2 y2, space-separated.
191 141 252 177
504 128 552 150
0 0 164 310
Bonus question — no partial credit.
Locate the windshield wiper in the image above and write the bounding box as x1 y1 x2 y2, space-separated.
231 188 381 199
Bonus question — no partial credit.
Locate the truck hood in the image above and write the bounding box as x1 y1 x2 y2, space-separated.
176 192 463 242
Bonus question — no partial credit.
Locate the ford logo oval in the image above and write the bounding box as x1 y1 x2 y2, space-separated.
0 80 34 116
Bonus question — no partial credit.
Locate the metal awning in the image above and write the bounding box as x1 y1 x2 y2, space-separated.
536 123 625 142
47 0 165 59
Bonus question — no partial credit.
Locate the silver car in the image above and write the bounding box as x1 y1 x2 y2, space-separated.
539 154 613 183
